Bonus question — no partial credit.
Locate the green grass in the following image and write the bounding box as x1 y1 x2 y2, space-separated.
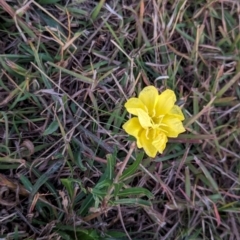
0 0 240 239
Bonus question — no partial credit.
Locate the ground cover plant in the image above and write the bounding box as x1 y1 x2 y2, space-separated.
0 0 240 239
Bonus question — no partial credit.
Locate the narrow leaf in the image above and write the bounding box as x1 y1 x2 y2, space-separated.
119 152 144 181
28 160 64 207
112 198 152 207
43 120 59 136
61 178 74 200
194 156 219 192
106 154 116 181
47 62 94 84
116 187 154 199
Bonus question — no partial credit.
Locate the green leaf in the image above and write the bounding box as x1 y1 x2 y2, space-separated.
19 175 33 192
0 164 20 169
78 153 116 216
47 62 94 84
78 194 94 216
101 230 127 240
38 0 61 4
56 225 99 240
61 178 74 200
35 9 64 32
91 0 106 21
28 160 64 208
43 120 59 135
57 231 71 240
116 187 154 199
19 175 54 219
119 152 144 181
74 151 87 171
91 188 108 198
195 157 219 192
106 154 116 181
95 179 112 190
113 183 123 197
112 198 152 207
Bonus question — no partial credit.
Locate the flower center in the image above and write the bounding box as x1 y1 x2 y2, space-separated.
145 114 168 138
150 115 164 128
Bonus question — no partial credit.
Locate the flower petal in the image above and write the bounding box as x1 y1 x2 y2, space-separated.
124 98 147 116
140 129 158 158
155 89 176 116
161 116 186 137
168 105 185 120
137 108 153 129
138 86 158 116
122 117 143 147
152 132 168 154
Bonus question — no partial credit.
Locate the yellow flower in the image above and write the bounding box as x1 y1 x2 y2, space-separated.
123 86 185 158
